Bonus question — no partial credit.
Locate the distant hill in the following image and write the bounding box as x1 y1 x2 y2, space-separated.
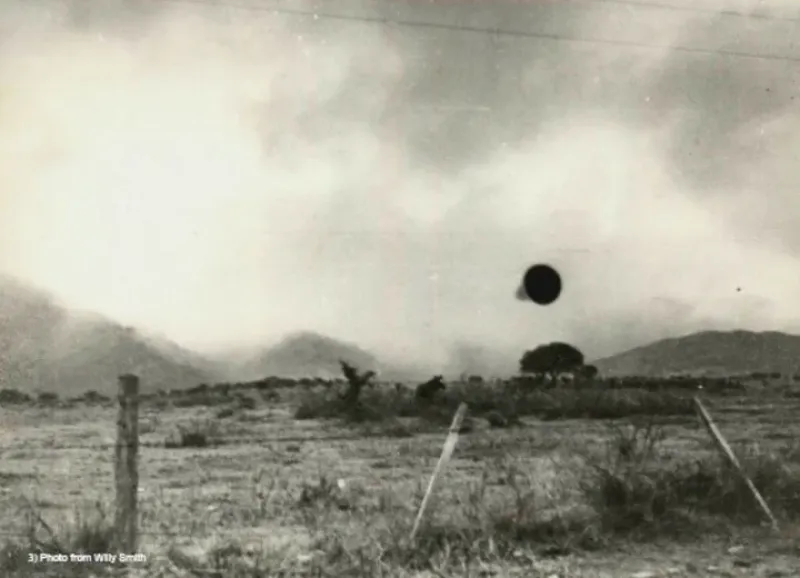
132 327 230 380
593 330 800 377
239 331 381 380
0 274 218 396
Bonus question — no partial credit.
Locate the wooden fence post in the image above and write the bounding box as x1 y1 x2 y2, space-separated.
410 403 469 543
115 373 140 553
693 396 779 531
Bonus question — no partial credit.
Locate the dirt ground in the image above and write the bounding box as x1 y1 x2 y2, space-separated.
0 391 798 577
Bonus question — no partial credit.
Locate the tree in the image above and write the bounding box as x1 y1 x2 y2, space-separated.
338 360 375 405
519 342 585 377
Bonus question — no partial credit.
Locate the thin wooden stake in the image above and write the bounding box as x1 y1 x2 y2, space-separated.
410 403 468 543
115 373 140 553
693 396 779 531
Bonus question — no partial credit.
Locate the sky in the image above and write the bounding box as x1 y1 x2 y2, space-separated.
1 0 799 371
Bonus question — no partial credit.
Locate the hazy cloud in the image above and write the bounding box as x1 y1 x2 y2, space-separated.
1 0 799 373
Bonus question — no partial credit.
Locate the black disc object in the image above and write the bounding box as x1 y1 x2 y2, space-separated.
523 264 561 305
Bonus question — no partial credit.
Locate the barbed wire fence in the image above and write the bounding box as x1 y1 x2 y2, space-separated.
0 370 775 553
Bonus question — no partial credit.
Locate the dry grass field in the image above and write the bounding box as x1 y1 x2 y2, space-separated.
0 380 799 577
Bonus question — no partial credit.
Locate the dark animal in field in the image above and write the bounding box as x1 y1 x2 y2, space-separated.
415 375 446 400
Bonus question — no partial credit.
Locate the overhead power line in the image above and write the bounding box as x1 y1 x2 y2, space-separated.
124 0 800 64
571 0 800 22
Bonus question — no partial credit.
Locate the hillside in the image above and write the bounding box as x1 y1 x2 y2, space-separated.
239 331 381 380
593 330 800 377
0 275 218 396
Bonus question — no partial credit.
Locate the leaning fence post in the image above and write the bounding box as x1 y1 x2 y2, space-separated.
410 403 468 543
115 373 140 553
693 396 778 531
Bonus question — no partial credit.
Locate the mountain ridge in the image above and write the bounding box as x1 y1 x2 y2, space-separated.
238 331 381 380
592 329 800 377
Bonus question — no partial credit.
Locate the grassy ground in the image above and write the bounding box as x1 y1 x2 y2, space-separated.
0 382 799 577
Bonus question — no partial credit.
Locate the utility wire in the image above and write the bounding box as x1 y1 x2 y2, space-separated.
570 0 800 22
124 0 800 64
152 0 800 24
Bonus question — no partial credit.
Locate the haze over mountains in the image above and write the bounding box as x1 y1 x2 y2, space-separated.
0 274 523 394
2 273 800 395
0 274 218 395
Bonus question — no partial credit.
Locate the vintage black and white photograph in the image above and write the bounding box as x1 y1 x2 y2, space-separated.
1 0 799 576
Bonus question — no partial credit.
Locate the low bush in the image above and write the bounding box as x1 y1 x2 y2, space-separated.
294 377 696 426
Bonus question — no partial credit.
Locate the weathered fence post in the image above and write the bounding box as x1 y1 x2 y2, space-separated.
115 373 140 553
410 403 469 543
693 396 779 531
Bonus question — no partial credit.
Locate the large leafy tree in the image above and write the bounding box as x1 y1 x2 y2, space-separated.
519 342 585 377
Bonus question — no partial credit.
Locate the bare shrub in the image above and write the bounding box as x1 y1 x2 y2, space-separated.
339 360 376 406
579 420 800 537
